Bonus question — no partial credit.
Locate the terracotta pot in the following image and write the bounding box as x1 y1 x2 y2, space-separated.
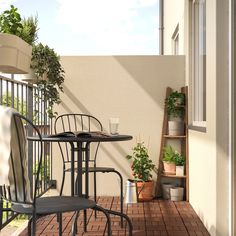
163 161 176 175
137 181 154 202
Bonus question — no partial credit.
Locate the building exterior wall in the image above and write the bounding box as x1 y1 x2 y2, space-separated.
163 0 185 55
163 0 231 235
53 55 185 196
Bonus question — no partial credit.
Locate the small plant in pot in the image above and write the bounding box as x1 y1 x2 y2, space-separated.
165 91 185 136
174 152 185 176
127 142 155 202
163 145 177 175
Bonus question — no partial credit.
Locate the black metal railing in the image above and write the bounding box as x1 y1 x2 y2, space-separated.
0 74 53 229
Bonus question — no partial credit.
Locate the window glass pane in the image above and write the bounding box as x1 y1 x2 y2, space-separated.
192 0 206 123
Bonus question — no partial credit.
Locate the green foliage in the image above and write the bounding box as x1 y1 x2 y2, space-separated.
163 145 176 163
0 5 65 118
2 199 27 225
174 152 185 166
1 93 27 117
165 91 185 118
0 5 23 36
0 5 38 46
31 43 65 118
20 16 38 45
127 142 155 182
34 157 50 182
163 145 185 166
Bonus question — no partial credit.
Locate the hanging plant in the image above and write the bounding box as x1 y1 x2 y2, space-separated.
31 43 65 118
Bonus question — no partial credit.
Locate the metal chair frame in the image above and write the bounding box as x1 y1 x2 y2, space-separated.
0 113 132 236
54 114 124 225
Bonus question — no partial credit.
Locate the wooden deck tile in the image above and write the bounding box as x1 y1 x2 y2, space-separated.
19 197 210 236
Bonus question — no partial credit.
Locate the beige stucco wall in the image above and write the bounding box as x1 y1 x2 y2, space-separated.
163 0 185 55
183 0 230 235
52 55 185 196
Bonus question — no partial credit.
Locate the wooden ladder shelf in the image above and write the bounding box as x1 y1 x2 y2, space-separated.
157 86 189 201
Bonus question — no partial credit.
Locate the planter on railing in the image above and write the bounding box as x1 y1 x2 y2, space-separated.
0 33 32 74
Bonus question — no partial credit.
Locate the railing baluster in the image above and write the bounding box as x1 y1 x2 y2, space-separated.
0 74 53 230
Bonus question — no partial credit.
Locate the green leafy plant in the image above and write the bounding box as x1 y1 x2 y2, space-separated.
0 5 38 45
1 93 27 117
165 91 185 118
163 145 185 166
0 5 23 36
174 152 185 166
163 145 177 163
0 5 65 118
127 142 155 182
20 16 38 45
31 43 65 118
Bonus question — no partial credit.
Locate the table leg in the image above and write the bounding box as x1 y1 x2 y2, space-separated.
83 142 90 232
70 142 75 196
85 142 90 198
77 142 83 197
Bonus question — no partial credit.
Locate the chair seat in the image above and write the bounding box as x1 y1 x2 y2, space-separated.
65 166 116 173
12 196 96 215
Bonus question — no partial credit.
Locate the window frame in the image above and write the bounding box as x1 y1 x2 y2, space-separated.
172 24 180 55
190 0 207 131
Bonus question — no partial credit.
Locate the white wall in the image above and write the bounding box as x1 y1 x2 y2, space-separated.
53 56 185 196
163 0 185 55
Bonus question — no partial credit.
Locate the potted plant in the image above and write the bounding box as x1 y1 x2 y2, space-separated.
0 5 65 118
174 152 185 176
0 5 37 74
165 91 185 135
127 142 155 202
163 145 176 175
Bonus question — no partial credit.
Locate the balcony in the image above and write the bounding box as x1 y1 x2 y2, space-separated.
0 55 211 236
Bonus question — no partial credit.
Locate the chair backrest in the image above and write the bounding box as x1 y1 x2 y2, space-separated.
0 113 43 206
54 114 103 163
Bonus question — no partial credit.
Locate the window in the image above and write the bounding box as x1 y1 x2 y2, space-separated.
172 24 179 55
191 0 206 128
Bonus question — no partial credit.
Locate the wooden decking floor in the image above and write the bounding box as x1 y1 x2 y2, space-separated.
19 197 210 236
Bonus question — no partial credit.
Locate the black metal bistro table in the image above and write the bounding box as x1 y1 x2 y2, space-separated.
28 134 132 196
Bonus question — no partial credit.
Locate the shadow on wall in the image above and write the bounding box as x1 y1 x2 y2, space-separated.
60 87 131 178
113 55 185 106
56 55 186 191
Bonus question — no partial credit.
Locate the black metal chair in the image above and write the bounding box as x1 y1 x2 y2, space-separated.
54 114 124 224
0 113 132 236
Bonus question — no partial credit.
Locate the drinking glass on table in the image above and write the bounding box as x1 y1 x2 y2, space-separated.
109 118 119 135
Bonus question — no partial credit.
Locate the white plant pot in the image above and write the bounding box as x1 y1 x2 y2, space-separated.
170 187 184 201
0 33 32 74
176 166 184 176
168 121 184 136
162 183 175 200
